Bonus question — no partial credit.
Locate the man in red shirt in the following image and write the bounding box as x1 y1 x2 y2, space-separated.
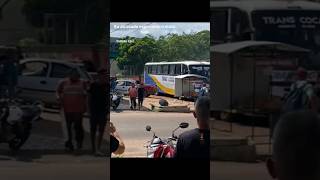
128 83 137 110
56 69 88 152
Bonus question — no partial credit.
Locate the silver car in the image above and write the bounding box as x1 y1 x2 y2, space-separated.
17 58 91 106
114 80 136 95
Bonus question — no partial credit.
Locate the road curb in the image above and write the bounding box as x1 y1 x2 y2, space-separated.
211 137 257 162
43 108 90 118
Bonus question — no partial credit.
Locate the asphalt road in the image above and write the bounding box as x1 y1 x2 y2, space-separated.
212 161 272 180
0 112 109 180
0 156 109 180
110 111 198 157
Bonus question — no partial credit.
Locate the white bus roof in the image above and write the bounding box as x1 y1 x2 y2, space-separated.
175 74 209 79
211 1 320 12
211 40 309 54
145 61 210 66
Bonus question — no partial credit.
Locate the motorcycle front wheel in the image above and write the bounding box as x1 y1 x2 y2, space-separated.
8 131 31 151
112 101 120 110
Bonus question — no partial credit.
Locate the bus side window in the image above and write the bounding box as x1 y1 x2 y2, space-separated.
169 64 175 75
176 64 181 75
231 8 250 41
147 66 152 74
163 65 169 75
152 65 157 74
182 65 188 74
157 65 162 75
212 9 228 44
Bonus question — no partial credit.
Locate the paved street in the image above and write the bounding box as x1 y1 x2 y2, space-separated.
112 95 195 112
213 119 272 156
0 156 109 180
0 111 108 152
0 110 109 180
212 161 272 180
110 111 197 157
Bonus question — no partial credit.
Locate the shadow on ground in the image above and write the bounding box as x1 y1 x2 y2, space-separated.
0 117 108 162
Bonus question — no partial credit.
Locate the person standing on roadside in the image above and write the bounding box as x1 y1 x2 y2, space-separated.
174 96 210 159
137 82 145 110
199 83 209 97
110 76 117 92
282 67 317 113
56 69 88 152
88 68 108 156
128 83 137 110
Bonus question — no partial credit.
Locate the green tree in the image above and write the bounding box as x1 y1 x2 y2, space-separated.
117 36 158 74
115 30 210 75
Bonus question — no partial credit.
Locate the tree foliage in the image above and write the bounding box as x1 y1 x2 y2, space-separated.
115 30 210 74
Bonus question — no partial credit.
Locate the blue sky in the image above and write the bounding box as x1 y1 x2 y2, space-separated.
110 22 210 39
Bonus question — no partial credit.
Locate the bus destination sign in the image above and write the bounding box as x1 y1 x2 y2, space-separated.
252 10 320 29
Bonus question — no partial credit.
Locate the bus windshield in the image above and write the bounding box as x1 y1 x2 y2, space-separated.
189 65 210 78
252 10 320 52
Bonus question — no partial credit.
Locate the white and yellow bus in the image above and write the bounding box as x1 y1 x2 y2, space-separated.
144 61 210 98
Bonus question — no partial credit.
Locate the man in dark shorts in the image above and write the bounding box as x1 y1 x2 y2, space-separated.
88 68 108 156
174 96 210 158
137 82 145 110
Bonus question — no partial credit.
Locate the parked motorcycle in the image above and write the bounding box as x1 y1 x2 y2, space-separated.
0 98 42 151
110 91 123 110
144 122 189 158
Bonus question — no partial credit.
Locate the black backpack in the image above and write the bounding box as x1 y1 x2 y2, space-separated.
282 83 310 113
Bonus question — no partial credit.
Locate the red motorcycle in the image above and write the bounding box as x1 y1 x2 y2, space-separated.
144 122 189 158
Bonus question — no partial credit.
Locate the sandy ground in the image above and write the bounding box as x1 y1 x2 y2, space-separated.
120 95 195 111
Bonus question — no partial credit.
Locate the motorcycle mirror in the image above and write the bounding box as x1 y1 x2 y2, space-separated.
179 122 189 129
146 125 152 131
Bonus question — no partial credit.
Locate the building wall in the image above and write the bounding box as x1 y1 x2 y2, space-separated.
0 0 37 45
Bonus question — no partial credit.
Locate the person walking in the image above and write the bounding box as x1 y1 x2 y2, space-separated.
128 83 137 110
282 67 317 113
56 69 88 152
199 83 209 97
88 68 108 156
137 82 145 110
110 76 117 92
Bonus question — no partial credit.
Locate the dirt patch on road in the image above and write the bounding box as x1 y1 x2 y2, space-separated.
142 95 195 111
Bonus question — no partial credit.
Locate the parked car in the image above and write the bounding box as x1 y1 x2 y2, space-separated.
114 79 156 97
17 58 91 106
143 84 157 97
114 80 135 95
